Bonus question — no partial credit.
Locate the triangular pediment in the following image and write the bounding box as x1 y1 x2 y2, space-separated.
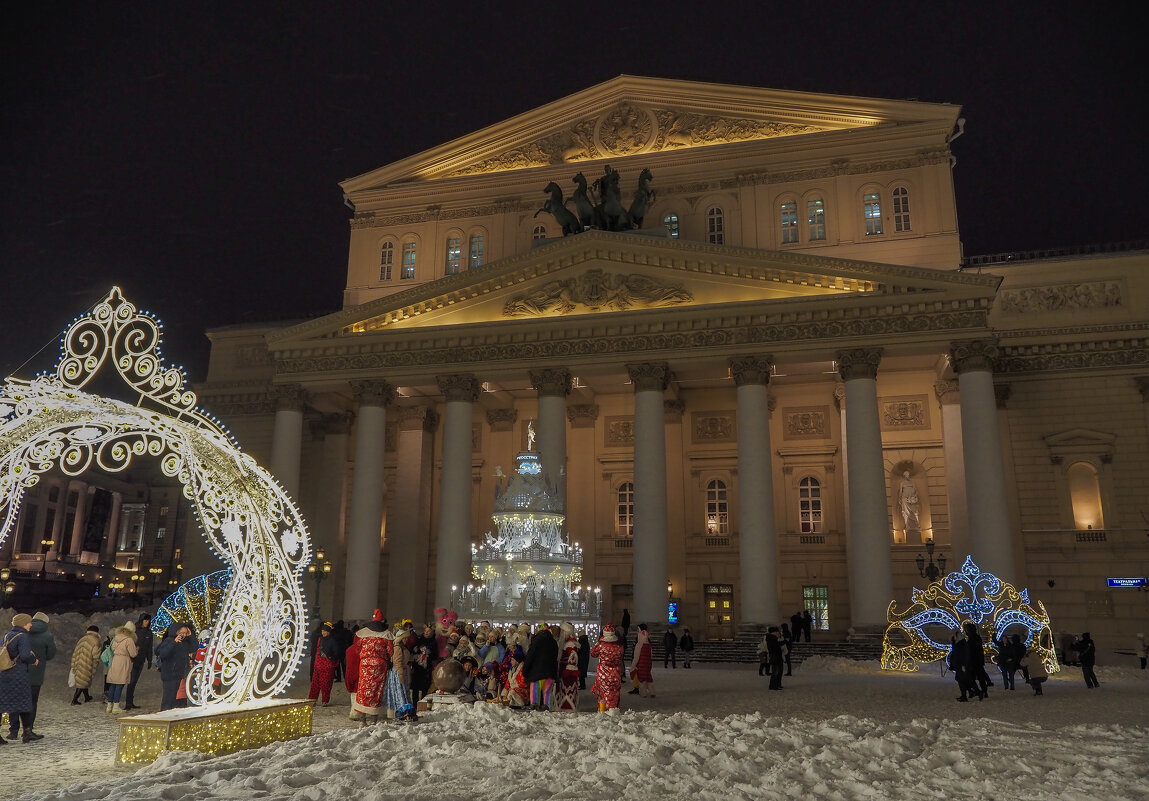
340 75 960 190
269 230 1000 347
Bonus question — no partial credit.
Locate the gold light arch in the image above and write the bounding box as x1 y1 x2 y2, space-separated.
0 288 311 705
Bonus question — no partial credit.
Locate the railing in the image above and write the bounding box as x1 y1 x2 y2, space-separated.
961 240 1148 268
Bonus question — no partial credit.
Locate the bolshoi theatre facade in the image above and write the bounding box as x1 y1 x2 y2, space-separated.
196 76 1149 642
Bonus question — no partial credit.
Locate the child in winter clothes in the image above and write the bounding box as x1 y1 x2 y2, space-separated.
503 647 529 708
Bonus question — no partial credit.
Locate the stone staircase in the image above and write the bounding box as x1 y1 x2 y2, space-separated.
640 637 883 666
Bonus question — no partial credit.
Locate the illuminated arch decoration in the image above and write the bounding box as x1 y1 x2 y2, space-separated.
0 288 311 706
153 570 233 637
881 555 1060 675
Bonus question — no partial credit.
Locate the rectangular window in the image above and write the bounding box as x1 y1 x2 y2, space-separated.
468 234 484 269
445 236 462 275
863 192 883 236
707 207 725 245
807 198 826 241
780 202 798 244
401 242 416 279
802 585 831 631
155 526 166 540
379 242 394 281
892 187 911 232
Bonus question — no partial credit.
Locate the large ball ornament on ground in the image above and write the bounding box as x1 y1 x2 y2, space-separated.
432 658 467 693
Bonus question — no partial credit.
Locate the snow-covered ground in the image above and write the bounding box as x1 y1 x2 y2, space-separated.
3 610 1148 801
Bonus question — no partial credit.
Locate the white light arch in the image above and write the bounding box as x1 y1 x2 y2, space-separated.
0 288 311 705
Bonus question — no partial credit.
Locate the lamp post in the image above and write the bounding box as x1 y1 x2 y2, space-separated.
915 538 947 582
306 549 331 621
2 567 13 597
148 566 164 601
39 539 54 579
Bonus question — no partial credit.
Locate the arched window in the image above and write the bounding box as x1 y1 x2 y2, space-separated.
616 482 634 537
707 207 725 245
892 186 911 232
706 479 729 535
806 197 826 241
445 236 462 275
532 224 548 241
780 201 798 244
1068 462 1105 529
663 213 679 238
468 233 484 269
379 241 394 281
799 476 822 534
863 191 883 236
401 240 417 279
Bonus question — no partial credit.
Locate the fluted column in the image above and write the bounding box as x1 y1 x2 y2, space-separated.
387 406 438 622
731 355 779 626
951 340 1015 578
67 482 89 557
627 362 670 626
102 492 121 564
311 412 352 622
435 374 480 609
529 368 571 486
270 384 307 498
837 349 893 631
343 380 393 621
934 379 970 560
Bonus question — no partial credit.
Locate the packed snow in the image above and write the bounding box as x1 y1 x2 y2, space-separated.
3 610 1147 801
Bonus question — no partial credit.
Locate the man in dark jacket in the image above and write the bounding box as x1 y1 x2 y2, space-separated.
948 632 978 701
964 622 991 696
124 613 153 711
662 627 678 669
766 627 784 690
1074 632 1099 688
576 631 591 689
680 627 695 668
155 624 198 711
522 624 558 710
26 612 55 736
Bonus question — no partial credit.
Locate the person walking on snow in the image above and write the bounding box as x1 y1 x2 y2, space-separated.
629 625 654 697
590 624 623 711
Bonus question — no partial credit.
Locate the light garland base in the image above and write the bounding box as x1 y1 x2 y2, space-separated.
115 699 314 764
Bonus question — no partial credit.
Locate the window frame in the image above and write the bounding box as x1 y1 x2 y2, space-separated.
780 200 798 244
379 240 395 281
445 234 463 276
705 478 730 536
798 476 823 534
863 191 884 236
706 206 725 245
806 196 826 242
616 481 635 537
892 185 911 233
802 585 831 631
467 231 485 270
400 239 417 280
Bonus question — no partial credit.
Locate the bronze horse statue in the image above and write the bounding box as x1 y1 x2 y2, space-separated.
535 182 583 236
627 168 656 228
594 165 630 232
570 172 596 230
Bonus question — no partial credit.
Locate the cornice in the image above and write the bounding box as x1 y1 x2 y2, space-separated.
995 337 1149 375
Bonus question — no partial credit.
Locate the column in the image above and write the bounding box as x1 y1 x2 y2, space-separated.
731 355 779 627
934 379 970 560
102 492 122 564
310 412 352 623
435 374 480 610
566 403 599 571
343 380 393 621
269 384 307 499
836 348 894 631
529 368 571 485
627 362 670 626
67 482 90 557
951 340 1015 578
387 406 438 621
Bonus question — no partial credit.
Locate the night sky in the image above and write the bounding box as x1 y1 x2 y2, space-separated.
3 4 1144 382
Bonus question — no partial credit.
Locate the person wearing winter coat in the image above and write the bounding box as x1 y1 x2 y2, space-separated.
577 631 591 688
26 612 55 732
502 646 530 708
765 627 784 690
994 633 1027 690
628 625 654 697
662 627 678 669
1022 653 1048 695
155 624 198 711
1 614 43 744
123 613 153 711
70 626 102 704
1073 632 1099 688
308 622 340 705
105 621 139 713
351 611 391 725
679 627 695 669
522 623 559 710
779 624 794 676
457 656 483 704
384 625 417 721
589 624 624 712
556 622 580 711
964 623 991 696
756 634 771 677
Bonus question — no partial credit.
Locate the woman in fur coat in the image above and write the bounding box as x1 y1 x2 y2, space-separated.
69 626 102 704
629 625 654 697
590 624 624 711
105 621 138 713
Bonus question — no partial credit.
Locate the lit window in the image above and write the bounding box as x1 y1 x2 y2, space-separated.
379 242 394 281
445 236 462 275
159 506 169 517
532 225 548 241
663 213 679 238
863 192 883 236
468 233 484 269
892 186 911 232
799 476 822 534
1068 462 1105 530
706 479 729 535
156 526 166 540
401 241 416 279
780 201 798 244
807 198 826 241
616 482 634 537
707 207 724 245
802 585 830 631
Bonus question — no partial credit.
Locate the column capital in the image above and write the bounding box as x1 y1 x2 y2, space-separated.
529 367 573 397
309 411 354 439
729 355 774 386
567 403 599 428
833 382 846 411
272 383 307 411
626 362 671 393
1135 376 1149 402
664 399 685 422
950 339 999 374
350 379 394 407
436 373 481 403
836 348 882 381
486 407 518 431
398 405 440 432
933 379 960 405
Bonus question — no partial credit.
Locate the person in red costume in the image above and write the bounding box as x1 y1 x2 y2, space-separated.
556 622 580 711
350 610 390 725
590 624 624 711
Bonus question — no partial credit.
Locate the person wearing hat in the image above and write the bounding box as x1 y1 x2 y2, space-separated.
1073 632 1099 688
308 622 340 705
106 621 139 713
155 623 198 711
70 625 103 705
384 623 417 721
556 622 580 711
123 613 153 711
23 612 55 736
350 610 391 726
503 645 529 708
1 613 42 743
629 624 654 697
522 620 558 710
590 624 624 712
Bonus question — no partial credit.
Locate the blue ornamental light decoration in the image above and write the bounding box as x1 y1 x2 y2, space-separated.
882 555 1060 674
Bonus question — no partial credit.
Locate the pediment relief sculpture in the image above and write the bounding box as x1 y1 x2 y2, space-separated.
502 268 693 317
447 101 825 177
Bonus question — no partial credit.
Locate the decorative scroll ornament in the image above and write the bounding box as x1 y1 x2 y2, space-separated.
0 287 312 706
881 555 1059 675
503 269 692 317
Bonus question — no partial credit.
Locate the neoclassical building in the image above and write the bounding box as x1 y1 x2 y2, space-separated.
197 76 1149 642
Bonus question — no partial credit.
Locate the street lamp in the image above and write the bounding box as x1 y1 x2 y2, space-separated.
148 567 164 600
39 539 54 579
915 538 947 582
306 549 332 621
